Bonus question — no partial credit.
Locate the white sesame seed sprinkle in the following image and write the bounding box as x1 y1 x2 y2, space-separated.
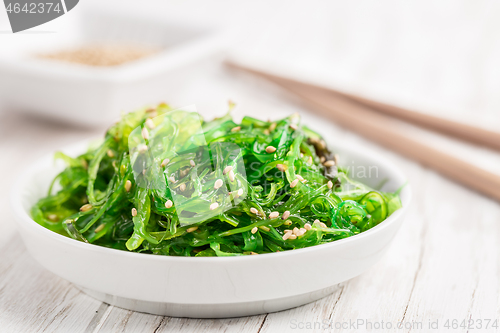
320 222 327 228
276 164 285 172
290 179 299 188
168 176 176 183
293 227 300 235
223 165 233 175
300 227 307 234
145 118 155 129
320 156 326 163
142 127 149 140
187 226 198 233
80 204 93 212
231 126 241 132
214 179 223 189
282 211 290 220
269 211 280 219
138 145 148 153
210 202 219 210
250 207 258 215
131 208 137 217
288 234 297 240
161 158 170 168
296 174 304 181
323 160 335 167
125 180 132 192
179 183 186 192
165 200 173 208
304 223 312 230
251 227 258 234
289 124 298 130
265 146 276 153
327 180 333 189
190 160 196 167
282 233 291 240
228 170 235 182
237 188 244 196
95 224 105 233
107 150 114 158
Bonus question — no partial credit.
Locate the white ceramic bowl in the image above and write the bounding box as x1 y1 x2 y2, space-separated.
11 140 411 318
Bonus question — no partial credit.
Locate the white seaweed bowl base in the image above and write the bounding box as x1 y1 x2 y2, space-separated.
11 140 411 318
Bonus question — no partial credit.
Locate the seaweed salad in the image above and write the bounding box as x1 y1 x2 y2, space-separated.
31 103 402 256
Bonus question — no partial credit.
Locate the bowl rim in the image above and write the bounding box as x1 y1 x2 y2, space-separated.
11 138 411 263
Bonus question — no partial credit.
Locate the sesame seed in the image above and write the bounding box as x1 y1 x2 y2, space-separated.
142 169 146 175
214 179 223 189
282 211 290 220
210 202 219 210
190 160 196 167
231 126 241 132
161 158 170 167
276 164 285 172
168 176 176 183
284 219 292 226
237 188 244 196
290 179 299 188
299 228 307 234
269 211 280 219
165 200 173 208
179 183 186 192
47 214 58 221
250 252 259 255
107 150 114 158
269 122 277 131
131 208 137 217
334 154 339 165
296 174 304 181
284 229 293 234
304 223 312 230
259 226 270 232
323 160 335 167
263 129 270 135
142 127 149 140
289 124 298 130
289 234 297 240
320 222 327 228
228 170 235 182
282 233 291 240
320 156 326 163
314 219 320 225
250 207 259 215
293 227 300 235
327 180 333 189
95 224 105 233
145 118 155 129
223 165 233 175
308 156 313 164
80 204 93 212
125 180 132 192
187 226 198 233
138 145 148 153
265 146 276 153
251 227 258 234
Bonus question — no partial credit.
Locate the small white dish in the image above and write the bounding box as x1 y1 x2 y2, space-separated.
0 10 229 126
11 140 411 318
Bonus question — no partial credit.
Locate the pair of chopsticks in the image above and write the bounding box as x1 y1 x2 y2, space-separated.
227 61 500 202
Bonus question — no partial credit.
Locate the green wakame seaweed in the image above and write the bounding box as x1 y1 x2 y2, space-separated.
31 104 403 256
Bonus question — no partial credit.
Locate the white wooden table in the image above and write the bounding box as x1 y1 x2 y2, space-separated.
2 1 500 332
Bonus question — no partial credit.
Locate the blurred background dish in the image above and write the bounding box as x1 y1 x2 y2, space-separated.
0 9 229 126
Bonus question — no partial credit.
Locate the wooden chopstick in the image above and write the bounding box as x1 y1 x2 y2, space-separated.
227 61 500 202
227 61 500 152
